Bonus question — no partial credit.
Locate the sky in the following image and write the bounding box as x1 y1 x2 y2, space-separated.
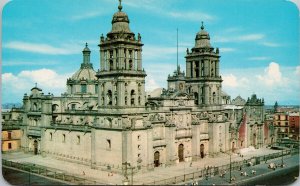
1 0 299 105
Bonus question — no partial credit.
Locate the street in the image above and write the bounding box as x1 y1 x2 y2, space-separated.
2 166 68 185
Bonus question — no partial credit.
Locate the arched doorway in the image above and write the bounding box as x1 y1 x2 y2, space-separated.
271 137 274 144
200 144 205 158
178 144 184 162
253 134 256 147
33 140 38 155
232 142 235 152
154 151 160 167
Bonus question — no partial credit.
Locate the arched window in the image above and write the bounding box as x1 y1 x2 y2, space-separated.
95 84 98 94
213 92 216 104
81 84 87 93
50 132 52 141
33 103 37 111
102 97 105 106
138 96 141 105
194 92 199 105
115 97 118 105
129 60 133 70
131 90 135 106
110 60 113 71
107 90 112 105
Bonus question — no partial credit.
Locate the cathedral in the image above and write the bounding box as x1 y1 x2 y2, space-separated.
8 1 265 173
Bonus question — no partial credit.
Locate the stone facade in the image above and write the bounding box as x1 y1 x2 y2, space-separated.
3 1 267 174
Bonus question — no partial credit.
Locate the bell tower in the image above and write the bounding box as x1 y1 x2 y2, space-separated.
96 0 146 109
185 22 222 107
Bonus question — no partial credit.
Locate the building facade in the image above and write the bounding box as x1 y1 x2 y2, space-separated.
3 1 266 174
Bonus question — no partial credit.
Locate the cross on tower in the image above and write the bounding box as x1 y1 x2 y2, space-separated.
118 0 123 11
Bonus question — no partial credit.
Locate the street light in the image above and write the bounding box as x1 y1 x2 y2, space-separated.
229 153 232 183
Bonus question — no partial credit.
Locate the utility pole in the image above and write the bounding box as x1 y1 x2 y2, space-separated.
229 154 232 183
281 149 283 167
131 166 134 185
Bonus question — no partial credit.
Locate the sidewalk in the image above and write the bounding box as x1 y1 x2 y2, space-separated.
1 147 282 185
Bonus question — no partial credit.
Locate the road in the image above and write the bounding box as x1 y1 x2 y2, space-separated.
186 154 299 185
2 166 69 185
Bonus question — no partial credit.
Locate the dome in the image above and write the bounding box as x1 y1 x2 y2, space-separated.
109 1 132 34
195 22 211 48
71 68 97 81
83 43 91 52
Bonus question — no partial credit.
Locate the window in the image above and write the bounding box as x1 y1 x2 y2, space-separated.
8 143 12 149
50 132 52 141
8 132 12 140
62 134 66 143
71 104 76 110
138 145 141 150
107 139 111 150
77 135 80 144
81 84 87 93
137 135 141 141
125 96 128 105
131 90 135 105
107 90 112 105
95 84 98 94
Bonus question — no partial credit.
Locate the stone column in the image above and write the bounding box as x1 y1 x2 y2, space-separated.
216 60 220 77
126 49 129 70
97 83 102 108
147 127 154 169
118 82 124 106
191 124 200 160
186 61 191 78
204 60 209 77
113 49 116 70
100 50 105 71
137 49 142 71
198 85 201 105
120 47 124 70
204 84 209 105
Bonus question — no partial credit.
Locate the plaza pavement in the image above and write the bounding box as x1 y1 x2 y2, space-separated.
1 147 282 185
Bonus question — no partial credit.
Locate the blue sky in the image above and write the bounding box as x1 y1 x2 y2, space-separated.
1 0 299 105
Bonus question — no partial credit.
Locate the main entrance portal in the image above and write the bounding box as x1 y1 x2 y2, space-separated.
178 144 184 162
33 140 38 155
200 144 204 158
154 151 160 167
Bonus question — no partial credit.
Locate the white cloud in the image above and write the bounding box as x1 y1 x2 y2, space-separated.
223 74 238 88
248 56 270 61
296 66 300 76
2 60 58 66
261 42 280 47
145 76 161 92
4 41 80 55
236 34 265 41
167 11 215 22
2 69 72 102
256 62 286 86
70 11 105 21
143 45 186 60
215 33 264 43
219 48 236 53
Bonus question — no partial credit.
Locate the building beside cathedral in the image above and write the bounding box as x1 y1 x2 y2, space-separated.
2 1 266 173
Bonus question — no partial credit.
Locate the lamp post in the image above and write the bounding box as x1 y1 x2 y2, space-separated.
281 149 283 167
229 154 232 183
122 162 130 185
